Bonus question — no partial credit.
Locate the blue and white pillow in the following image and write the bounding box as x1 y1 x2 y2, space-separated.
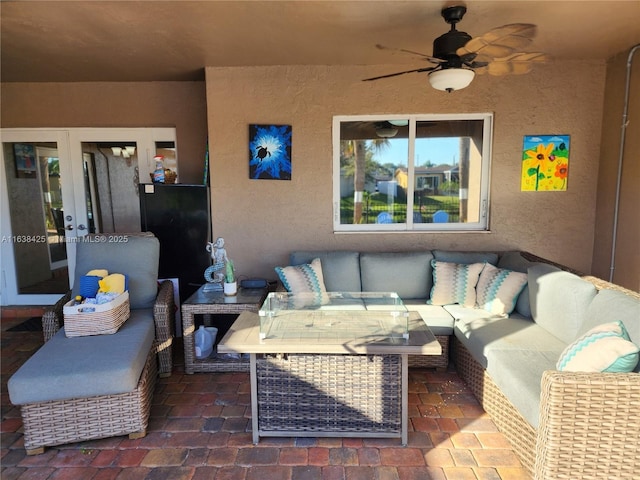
428 260 485 307
557 321 640 372
476 264 528 316
275 258 327 296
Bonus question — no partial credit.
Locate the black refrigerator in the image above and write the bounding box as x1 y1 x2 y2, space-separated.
139 183 211 303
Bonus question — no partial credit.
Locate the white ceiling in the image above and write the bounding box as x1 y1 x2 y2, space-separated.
2 0 639 83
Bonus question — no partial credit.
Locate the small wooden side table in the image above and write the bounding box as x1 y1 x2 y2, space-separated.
181 285 268 373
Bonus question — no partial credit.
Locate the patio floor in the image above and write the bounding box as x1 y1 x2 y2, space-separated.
1 310 531 480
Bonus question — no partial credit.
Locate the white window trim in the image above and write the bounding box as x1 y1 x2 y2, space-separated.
332 113 492 233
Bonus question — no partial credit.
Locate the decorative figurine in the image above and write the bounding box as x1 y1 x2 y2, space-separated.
203 237 228 291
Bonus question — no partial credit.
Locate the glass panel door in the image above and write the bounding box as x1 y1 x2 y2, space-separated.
1 131 77 304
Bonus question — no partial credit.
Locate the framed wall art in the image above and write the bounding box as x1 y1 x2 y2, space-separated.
521 135 570 191
13 143 37 178
249 124 292 180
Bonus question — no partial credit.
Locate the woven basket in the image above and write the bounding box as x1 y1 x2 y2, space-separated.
63 292 130 337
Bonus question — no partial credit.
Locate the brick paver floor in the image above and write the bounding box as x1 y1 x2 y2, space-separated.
1 313 531 479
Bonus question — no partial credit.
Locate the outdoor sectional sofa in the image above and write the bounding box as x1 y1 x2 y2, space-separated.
283 249 640 479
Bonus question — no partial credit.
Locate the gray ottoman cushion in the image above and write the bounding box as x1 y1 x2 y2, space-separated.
290 251 361 292
9 309 155 405
360 251 434 299
72 233 160 309
528 264 597 344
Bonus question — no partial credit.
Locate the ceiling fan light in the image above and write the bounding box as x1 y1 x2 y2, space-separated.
376 127 398 138
428 68 475 92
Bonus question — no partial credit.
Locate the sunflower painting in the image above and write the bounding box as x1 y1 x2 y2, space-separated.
521 135 570 191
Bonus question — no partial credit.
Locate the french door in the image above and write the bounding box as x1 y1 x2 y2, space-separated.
1 128 177 305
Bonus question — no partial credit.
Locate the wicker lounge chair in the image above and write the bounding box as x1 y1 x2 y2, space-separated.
9 233 175 454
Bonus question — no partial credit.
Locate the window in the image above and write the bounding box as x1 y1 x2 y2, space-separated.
333 114 492 232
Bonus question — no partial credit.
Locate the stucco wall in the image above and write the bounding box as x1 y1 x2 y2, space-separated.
205 62 607 281
0 82 208 184
591 49 640 291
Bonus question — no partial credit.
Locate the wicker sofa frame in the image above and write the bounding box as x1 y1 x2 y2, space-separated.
452 254 640 479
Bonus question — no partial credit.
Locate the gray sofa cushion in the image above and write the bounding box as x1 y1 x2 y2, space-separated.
528 264 597 344
360 251 434 299
290 251 361 292
580 289 640 372
486 349 559 428
72 233 160 309
8 309 155 405
453 310 566 368
433 250 499 265
403 302 454 335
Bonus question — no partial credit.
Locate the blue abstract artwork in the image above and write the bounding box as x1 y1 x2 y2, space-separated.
249 124 292 180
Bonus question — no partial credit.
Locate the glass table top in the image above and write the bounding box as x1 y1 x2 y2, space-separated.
258 292 409 341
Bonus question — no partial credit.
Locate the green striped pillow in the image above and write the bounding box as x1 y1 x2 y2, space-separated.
556 321 640 372
476 264 528 316
428 260 485 307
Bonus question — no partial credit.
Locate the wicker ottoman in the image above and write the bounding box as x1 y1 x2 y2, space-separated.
18 350 156 455
8 312 157 454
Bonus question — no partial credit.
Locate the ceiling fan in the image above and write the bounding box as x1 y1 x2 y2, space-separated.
363 5 549 92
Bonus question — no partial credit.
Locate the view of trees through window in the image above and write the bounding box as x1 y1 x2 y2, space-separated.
333 115 492 231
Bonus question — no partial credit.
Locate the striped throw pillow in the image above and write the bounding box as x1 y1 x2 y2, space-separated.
275 258 327 297
428 260 485 307
476 264 528 316
556 321 640 372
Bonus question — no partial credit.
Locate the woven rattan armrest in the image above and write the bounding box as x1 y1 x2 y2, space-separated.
42 291 71 343
535 369 640 479
152 280 175 376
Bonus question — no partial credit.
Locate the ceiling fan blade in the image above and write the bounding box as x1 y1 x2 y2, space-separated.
362 66 438 82
485 52 550 76
457 24 537 59
375 44 443 65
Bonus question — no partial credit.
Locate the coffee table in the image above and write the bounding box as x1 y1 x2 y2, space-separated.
218 292 441 445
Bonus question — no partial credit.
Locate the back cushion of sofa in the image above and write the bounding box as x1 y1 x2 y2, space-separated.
433 250 499 266
528 264 598 344
580 289 640 372
290 251 361 292
360 251 434 299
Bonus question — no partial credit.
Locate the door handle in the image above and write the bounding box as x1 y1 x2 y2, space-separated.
65 225 74 231
77 224 87 231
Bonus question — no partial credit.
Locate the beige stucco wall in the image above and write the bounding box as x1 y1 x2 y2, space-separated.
0 82 208 184
591 49 640 291
205 62 606 281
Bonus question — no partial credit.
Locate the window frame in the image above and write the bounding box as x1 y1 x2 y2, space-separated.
332 113 493 233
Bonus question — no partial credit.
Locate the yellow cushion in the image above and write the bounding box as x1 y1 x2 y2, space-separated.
86 269 108 278
98 273 126 294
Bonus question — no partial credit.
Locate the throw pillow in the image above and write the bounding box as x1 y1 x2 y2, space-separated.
556 321 640 372
428 260 485 307
476 264 528 316
275 258 327 297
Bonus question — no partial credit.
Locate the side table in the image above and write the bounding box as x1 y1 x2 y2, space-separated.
181 285 268 373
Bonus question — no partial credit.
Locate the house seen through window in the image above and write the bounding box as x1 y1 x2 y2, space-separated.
333 114 492 232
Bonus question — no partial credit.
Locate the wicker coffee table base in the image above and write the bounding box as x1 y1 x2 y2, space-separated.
252 353 406 444
19 349 157 455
